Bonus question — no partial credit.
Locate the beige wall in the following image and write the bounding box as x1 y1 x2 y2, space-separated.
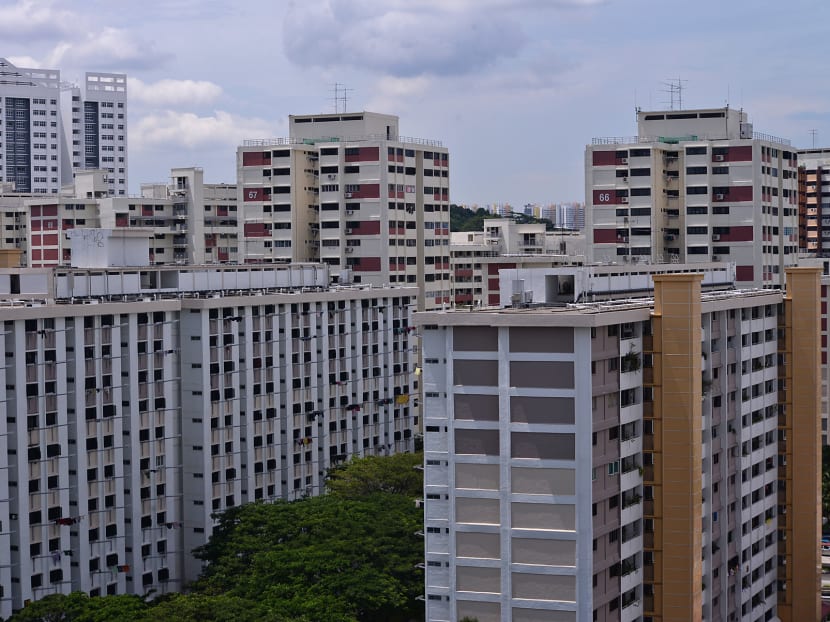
777 267 821 622
647 274 704 620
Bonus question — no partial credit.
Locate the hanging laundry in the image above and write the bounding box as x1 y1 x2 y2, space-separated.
51 551 61 565
395 394 410 405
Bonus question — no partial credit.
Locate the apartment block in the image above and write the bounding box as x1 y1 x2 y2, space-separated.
69 73 128 197
0 262 417 616
797 148 830 256
0 168 237 267
585 108 799 287
450 219 585 307
0 58 127 196
416 267 820 622
237 111 451 310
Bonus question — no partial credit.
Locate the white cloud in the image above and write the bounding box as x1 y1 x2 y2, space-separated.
45 27 170 71
283 0 525 77
0 0 75 40
132 110 276 151
131 78 223 107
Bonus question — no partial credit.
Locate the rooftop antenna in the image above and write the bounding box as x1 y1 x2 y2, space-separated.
810 129 818 148
661 78 687 110
330 83 353 114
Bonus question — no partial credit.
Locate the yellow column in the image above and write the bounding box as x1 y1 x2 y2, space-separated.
651 274 703 621
778 267 821 622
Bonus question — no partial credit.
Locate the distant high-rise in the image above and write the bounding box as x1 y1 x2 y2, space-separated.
237 111 450 311
585 107 798 287
0 58 127 196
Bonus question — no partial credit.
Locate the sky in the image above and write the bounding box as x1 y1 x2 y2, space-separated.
3 0 830 206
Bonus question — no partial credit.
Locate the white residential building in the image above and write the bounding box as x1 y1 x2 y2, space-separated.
416 266 821 622
585 107 799 287
237 111 451 310
0 58 127 196
0 257 418 616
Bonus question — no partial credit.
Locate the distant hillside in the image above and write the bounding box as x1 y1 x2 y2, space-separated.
450 204 558 232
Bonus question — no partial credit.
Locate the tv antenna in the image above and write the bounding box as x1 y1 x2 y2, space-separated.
809 129 818 148
661 78 687 110
331 83 353 114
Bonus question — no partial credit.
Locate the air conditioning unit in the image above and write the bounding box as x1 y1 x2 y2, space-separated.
345 228 353 235
345 210 354 215
715 193 725 200
622 176 628 182
712 234 721 241
345 247 354 253
619 158 628 164
327 174 336 180
621 197 629 203
714 154 725 162
712 255 720 262
345 193 353 198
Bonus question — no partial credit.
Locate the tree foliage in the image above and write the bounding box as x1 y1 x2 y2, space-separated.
193 492 423 622
326 452 423 499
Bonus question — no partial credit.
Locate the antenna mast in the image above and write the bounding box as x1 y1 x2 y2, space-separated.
661 78 688 110
330 83 353 114
809 129 818 148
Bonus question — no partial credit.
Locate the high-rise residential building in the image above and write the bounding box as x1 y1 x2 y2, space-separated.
69 72 128 197
796 148 830 256
556 203 586 230
0 58 127 196
416 266 820 622
0 258 418 616
237 111 450 310
585 107 799 287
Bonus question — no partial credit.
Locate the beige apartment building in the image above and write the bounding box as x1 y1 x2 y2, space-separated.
416 267 820 622
585 107 799 288
237 111 451 310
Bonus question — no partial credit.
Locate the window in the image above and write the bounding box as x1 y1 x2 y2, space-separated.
608 461 619 476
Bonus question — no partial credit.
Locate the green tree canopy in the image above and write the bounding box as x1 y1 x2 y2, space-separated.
326 452 423 499
193 492 423 622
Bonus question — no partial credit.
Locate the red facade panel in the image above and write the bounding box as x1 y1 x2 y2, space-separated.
31 249 41 260
345 147 380 163
350 184 380 199
593 229 618 243
244 223 268 237
714 186 753 202
30 205 41 217
592 151 617 166
727 146 752 162
42 249 58 261
42 205 58 217
488 293 500 305
353 257 381 272
735 265 754 282
242 151 271 167
351 221 381 235
42 234 58 245
592 189 623 205
243 187 265 202
488 278 499 291
722 226 753 242
487 263 515 275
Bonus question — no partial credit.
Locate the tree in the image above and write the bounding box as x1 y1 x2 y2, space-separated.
140 593 291 622
193 493 424 622
326 452 423 499
7 593 147 622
